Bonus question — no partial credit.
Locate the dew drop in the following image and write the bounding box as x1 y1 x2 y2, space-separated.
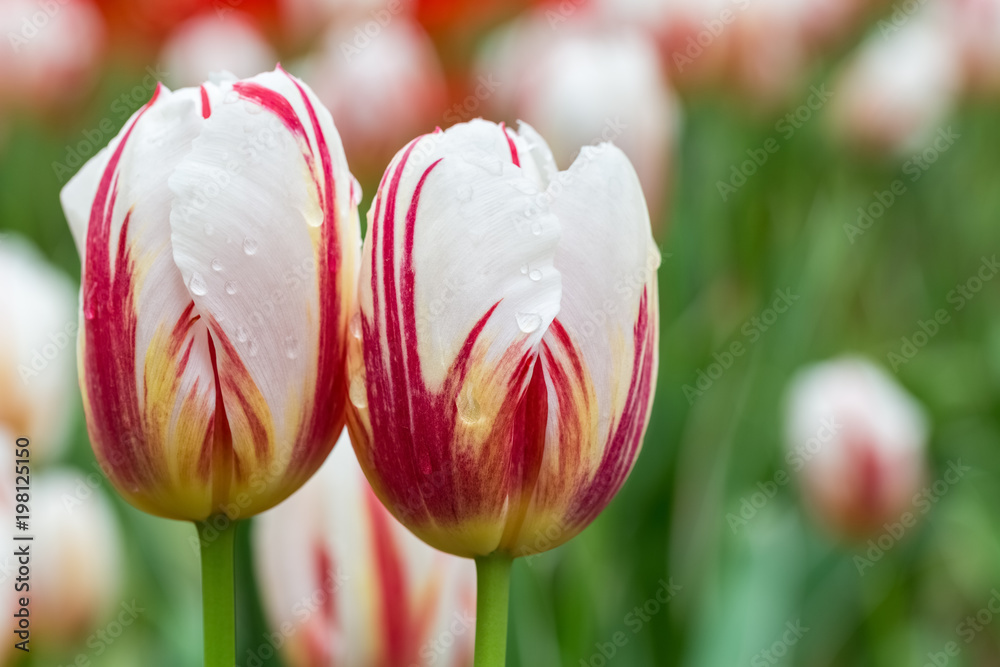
520 264 528 275
225 281 238 295
305 205 324 227
515 311 542 334
224 91 239 105
349 312 362 339
243 237 258 255
531 221 543 236
529 269 542 282
248 338 259 357
211 258 224 272
349 373 367 409
284 335 299 360
204 223 215 237
455 386 482 425
456 184 473 202
236 326 249 343
84 303 96 320
244 100 262 115
84 285 97 320
189 272 208 296
350 176 363 207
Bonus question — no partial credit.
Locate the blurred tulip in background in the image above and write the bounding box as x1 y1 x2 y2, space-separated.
784 356 929 540
255 429 476 667
160 12 278 88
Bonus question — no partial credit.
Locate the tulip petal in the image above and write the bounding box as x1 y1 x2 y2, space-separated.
168 68 359 514
505 143 660 553
60 84 228 519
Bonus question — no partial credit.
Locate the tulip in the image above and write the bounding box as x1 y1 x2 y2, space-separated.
784 357 928 540
346 119 659 665
160 12 277 88
0 0 105 110
32 469 125 646
476 15 679 231
830 11 962 155
947 0 1000 97
60 67 360 665
255 429 476 667
301 18 447 185
0 235 78 464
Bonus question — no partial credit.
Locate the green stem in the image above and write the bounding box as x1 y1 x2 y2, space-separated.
197 517 237 667
474 552 513 667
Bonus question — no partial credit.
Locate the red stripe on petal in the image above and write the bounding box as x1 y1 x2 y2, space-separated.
500 122 520 167
199 85 211 119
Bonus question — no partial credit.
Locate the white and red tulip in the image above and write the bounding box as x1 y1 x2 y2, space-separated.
32 469 125 645
346 119 660 558
59 67 361 521
830 11 962 155
784 357 929 539
0 235 79 464
302 17 447 184
255 429 476 667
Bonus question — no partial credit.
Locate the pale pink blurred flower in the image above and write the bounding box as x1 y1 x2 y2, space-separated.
830 11 962 155
0 235 78 464
947 0 1000 95
32 468 125 646
784 357 928 540
280 0 410 50
0 0 105 109
254 430 476 667
160 12 277 88
299 17 445 182
477 14 679 228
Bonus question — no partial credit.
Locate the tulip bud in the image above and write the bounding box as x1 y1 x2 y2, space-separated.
59 67 361 521
160 12 277 89
302 18 447 184
32 468 125 645
0 0 105 110
347 119 660 558
255 429 476 666
477 15 679 230
0 235 78 464
830 11 962 155
784 357 929 539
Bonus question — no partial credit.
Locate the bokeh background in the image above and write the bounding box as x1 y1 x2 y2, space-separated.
3 0 1000 664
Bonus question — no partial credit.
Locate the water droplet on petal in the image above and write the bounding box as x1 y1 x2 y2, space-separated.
189 272 208 296
529 269 542 282
531 221 543 236
456 386 482 425
456 184 473 202
236 326 249 343
84 285 97 320
349 373 367 409
284 335 299 360
305 206 324 227
350 313 362 339
225 281 238 295
243 237 258 255
520 264 528 275
211 258 223 272
224 91 239 105
515 312 542 334
244 100 262 115
204 223 215 237
248 338 259 357
350 176 363 207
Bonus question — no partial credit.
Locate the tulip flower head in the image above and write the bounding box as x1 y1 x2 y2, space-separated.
60 67 360 522
33 469 125 645
347 119 660 559
255 430 476 667
0 236 78 464
784 357 928 539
